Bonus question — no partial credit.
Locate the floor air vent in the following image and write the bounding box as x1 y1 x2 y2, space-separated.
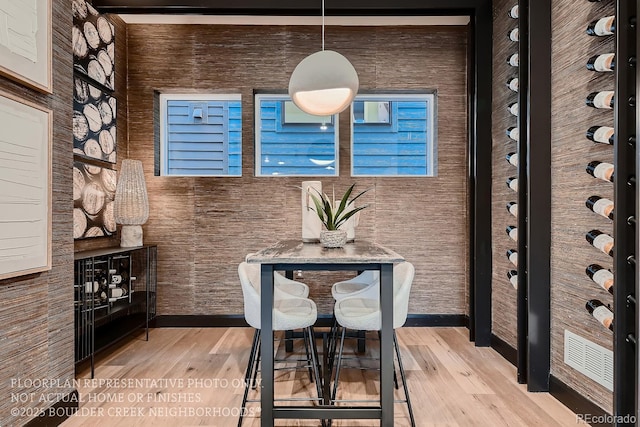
564 330 613 391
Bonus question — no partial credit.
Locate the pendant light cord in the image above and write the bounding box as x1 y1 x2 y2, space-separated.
321 0 325 51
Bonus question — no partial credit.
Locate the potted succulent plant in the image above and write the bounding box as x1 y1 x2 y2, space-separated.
307 183 370 248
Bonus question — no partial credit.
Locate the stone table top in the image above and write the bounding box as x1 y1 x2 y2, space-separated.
246 240 404 264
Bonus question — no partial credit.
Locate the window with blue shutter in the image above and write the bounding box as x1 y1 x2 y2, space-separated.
255 94 339 177
351 93 437 177
159 94 241 176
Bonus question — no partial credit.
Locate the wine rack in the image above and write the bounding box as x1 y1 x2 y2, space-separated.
514 0 528 386
491 0 521 356
613 0 637 419
583 1 616 337
74 245 157 378
507 4 520 297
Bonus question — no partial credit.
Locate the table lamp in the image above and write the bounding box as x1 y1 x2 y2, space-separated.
114 159 149 247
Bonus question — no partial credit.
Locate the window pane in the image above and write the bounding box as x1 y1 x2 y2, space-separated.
353 101 390 124
255 94 338 177
283 101 332 124
351 94 436 177
160 94 241 177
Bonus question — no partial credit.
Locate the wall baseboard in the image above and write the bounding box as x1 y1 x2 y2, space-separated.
404 314 468 327
491 334 517 367
24 389 79 427
549 376 612 427
151 314 468 328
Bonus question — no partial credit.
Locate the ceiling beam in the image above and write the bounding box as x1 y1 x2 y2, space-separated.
92 0 481 16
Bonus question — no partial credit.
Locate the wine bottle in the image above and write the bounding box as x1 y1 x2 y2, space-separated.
586 16 615 36
586 91 614 109
508 102 519 116
586 53 615 72
586 264 614 294
586 126 614 145
586 229 614 257
508 53 519 67
507 177 518 192
506 126 519 141
507 270 518 289
586 161 614 183
507 77 519 92
506 225 518 242
509 28 519 42
508 5 518 19
585 299 613 331
586 195 614 220
506 152 519 167
507 202 518 217
507 249 518 267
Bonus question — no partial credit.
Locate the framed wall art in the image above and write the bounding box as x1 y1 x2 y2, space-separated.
73 76 117 163
0 91 52 280
0 0 52 93
72 0 115 91
73 161 116 239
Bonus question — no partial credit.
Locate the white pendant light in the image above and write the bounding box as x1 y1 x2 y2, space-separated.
288 0 359 116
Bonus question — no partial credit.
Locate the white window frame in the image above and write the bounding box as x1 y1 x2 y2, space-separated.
159 93 242 177
350 92 437 177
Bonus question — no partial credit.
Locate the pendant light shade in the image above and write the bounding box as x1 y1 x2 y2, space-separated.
289 50 359 116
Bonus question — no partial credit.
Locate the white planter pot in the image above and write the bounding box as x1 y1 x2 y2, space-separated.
320 230 348 248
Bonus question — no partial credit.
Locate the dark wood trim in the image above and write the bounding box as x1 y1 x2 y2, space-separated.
24 390 79 427
153 91 161 176
614 0 638 421
403 314 468 327
466 9 476 344
523 0 552 392
151 314 249 327
151 314 467 328
470 1 493 347
93 0 480 15
516 0 530 385
549 376 612 427
491 334 518 367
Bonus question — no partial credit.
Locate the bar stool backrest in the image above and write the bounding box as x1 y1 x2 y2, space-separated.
238 262 263 330
393 261 415 329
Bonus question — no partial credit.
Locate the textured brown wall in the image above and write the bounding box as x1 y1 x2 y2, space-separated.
550 0 615 413
491 0 519 348
126 24 469 315
0 0 75 424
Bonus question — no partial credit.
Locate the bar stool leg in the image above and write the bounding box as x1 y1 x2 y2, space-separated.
302 327 315 382
331 327 347 402
251 335 261 390
394 331 416 427
238 329 260 427
328 315 339 370
306 326 327 427
377 330 399 389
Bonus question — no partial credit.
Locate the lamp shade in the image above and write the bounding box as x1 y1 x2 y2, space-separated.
289 50 359 116
114 159 149 225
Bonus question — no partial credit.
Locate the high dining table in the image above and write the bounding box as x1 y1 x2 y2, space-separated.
245 239 404 427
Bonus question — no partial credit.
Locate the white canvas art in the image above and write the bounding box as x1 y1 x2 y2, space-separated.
0 0 52 93
0 92 51 280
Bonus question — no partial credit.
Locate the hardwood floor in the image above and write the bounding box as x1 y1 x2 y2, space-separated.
62 327 580 427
